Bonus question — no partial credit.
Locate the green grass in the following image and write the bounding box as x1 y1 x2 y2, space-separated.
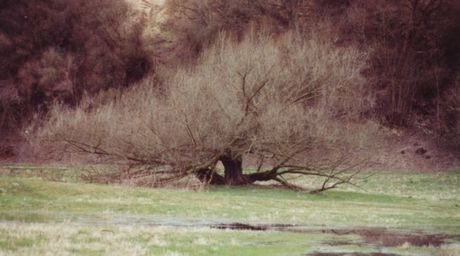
0 165 459 255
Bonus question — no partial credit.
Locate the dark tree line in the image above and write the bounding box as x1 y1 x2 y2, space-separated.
0 0 152 132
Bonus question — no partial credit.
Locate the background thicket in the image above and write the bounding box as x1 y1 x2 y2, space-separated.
0 0 151 132
158 0 460 144
1 0 459 168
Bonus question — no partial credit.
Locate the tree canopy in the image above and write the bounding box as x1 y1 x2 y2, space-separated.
35 32 379 191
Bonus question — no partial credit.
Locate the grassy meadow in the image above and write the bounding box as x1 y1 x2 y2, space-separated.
0 164 459 255
2 1 460 256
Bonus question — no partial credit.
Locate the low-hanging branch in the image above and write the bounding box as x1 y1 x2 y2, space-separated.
34 31 377 193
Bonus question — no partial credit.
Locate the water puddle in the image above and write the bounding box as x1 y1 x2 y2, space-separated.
3 213 457 253
325 228 446 247
210 222 299 231
209 222 449 248
70 214 229 228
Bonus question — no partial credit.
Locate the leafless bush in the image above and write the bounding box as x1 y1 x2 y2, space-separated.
33 31 380 192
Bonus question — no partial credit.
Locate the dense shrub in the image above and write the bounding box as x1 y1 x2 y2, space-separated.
0 0 151 130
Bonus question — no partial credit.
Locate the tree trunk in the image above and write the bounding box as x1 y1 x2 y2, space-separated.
219 154 248 185
194 154 279 186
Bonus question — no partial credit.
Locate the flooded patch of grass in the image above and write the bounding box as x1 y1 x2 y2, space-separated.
0 168 459 255
0 221 457 256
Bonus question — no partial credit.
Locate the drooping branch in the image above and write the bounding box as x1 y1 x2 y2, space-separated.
34 29 376 193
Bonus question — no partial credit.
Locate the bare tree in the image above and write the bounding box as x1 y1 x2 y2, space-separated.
33 31 379 192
